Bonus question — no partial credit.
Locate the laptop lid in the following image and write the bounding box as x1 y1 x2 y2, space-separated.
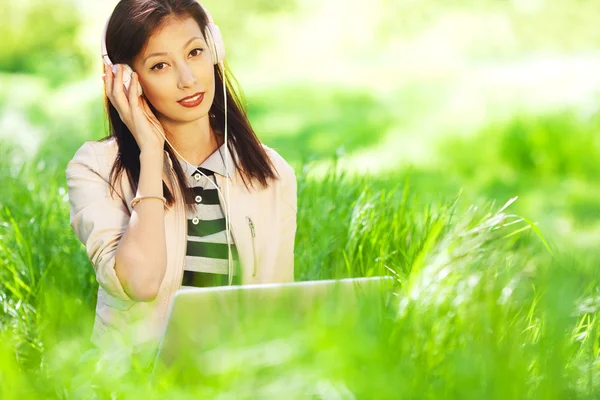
151 276 394 380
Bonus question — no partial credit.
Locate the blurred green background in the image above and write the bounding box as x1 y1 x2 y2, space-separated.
3 0 600 247
2 0 600 398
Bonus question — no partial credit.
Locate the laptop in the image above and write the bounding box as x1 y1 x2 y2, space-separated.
150 276 394 380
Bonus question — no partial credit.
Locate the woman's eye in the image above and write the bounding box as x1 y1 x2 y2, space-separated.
151 62 167 71
150 49 203 71
190 48 204 57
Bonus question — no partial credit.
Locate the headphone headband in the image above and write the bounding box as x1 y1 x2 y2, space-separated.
201 4 215 24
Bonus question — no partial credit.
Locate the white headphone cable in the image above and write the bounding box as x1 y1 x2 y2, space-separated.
219 60 234 285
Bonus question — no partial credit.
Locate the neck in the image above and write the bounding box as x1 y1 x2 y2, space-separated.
159 114 220 166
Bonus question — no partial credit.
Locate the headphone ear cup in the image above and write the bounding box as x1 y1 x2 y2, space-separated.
205 24 226 65
122 64 144 97
122 64 134 91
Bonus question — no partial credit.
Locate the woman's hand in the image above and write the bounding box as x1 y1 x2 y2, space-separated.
103 63 166 154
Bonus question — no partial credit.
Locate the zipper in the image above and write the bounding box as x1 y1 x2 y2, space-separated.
246 216 258 277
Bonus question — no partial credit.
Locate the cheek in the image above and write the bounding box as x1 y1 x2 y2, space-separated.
140 80 174 114
197 59 215 84
141 80 164 103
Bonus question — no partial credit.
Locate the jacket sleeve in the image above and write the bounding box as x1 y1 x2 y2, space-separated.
65 142 132 301
275 161 297 282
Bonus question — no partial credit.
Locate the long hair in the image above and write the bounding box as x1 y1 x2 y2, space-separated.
102 0 278 211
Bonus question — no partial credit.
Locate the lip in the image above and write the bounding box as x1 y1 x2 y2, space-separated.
177 92 204 107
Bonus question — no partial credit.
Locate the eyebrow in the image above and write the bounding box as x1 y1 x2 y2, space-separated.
144 36 204 63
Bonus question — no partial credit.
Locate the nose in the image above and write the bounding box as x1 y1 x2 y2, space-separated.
177 64 197 89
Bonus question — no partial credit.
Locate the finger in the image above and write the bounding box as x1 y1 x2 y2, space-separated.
140 99 164 136
128 72 140 109
111 64 129 112
104 63 113 98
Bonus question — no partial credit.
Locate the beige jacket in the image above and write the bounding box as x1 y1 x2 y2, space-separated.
66 137 297 356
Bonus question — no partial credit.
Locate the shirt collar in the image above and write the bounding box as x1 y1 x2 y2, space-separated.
177 143 234 178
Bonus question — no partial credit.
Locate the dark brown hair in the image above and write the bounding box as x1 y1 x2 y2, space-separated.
102 0 277 211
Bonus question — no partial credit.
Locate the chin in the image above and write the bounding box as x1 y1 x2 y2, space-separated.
164 105 210 123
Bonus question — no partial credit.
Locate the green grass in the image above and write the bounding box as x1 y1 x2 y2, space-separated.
436 109 600 248
2 138 600 397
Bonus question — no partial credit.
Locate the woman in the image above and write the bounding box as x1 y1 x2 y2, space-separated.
66 0 297 364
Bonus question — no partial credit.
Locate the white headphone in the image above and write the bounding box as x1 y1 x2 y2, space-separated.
101 2 235 285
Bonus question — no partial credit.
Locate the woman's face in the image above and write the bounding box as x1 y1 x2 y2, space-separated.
132 15 215 125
